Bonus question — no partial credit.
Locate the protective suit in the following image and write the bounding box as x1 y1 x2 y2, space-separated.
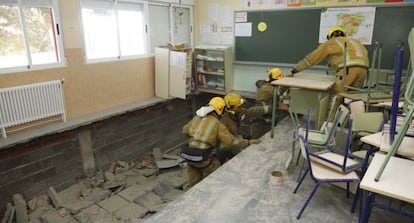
181 97 250 189
244 68 283 120
292 26 369 117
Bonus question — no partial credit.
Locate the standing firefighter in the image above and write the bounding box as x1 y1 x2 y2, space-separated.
290 26 369 117
181 97 257 189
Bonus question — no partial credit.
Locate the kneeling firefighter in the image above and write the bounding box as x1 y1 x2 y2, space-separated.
244 67 284 120
181 97 258 189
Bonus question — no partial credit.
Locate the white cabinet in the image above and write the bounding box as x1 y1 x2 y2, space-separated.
194 46 233 95
155 47 193 99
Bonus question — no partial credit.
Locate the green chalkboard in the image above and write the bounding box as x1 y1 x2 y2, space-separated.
235 6 414 70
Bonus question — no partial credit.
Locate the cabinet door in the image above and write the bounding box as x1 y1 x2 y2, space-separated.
169 51 187 99
155 47 170 99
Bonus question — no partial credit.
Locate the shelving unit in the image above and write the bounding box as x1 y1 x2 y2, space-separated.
155 47 193 99
194 46 232 94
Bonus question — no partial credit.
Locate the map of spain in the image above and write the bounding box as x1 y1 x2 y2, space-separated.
337 13 365 37
319 7 376 44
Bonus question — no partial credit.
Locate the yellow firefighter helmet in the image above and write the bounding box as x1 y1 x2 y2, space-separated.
327 26 346 39
208 97 225 115
224 93 245 111
266 68 284 82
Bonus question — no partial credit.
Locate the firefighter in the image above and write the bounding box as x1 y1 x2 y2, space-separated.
244 67 284 120
290 26 369 118
181 97 258 189
216 93 253 163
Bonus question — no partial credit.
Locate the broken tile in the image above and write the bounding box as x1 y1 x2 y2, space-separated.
113 202 148 221
152 148 163 161
47 187 63 209
85 187 111 203
118 184 150 202
13 193 28 223
58 184 94 213
97 195 129 213
29 206 77 223
152 181 184 202
133 192 164 211
73 204 111 223
1 203 14 223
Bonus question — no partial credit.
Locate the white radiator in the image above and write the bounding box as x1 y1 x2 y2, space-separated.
0 80 66 138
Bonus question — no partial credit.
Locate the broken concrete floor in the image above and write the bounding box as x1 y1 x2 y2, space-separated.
2 151 188 223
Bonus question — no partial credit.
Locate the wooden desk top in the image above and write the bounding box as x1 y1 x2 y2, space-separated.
360 153 414 204
360 132 414 159
271 73 335 91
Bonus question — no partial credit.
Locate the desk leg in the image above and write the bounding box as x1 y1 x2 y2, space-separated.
271 86 279 138
359 191 375 223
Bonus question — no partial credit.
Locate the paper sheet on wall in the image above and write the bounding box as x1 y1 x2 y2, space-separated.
170 51 186 68
235 23 252 37
208 3 219 21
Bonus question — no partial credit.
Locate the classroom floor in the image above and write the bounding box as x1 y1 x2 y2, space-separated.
143 116 414 223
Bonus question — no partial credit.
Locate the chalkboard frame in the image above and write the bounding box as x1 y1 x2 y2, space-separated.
234 5 414 71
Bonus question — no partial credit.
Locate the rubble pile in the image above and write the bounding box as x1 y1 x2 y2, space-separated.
1 149 188 223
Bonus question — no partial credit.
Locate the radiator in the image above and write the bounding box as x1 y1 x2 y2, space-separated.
0 80 66 138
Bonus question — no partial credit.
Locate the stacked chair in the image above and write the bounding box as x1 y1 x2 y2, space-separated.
293 109 369 219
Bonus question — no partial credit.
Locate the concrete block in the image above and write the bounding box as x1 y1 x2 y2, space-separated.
113 202 148 221
84 187 111 203
152 148 163 161
133 192 164 211
152 181 184 202
47 186 63 209
12 193 28 223
118 184 150 202
73 204 111 223
58 184 94 213
38 208 77 223
97 195 129 213
1 203 14 223
78 129 96 174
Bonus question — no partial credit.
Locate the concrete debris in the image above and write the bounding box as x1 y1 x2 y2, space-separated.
12 193 28 223
3 150 188 223
1 203 14 223
47 186 64 209
133 192 164 212
152 148 163 161
85 188 111 203
97 195 129 213
152 182 184 202
73 204 111 223
78 180 91 198
38 207 77 223
113 202 147 221
133 168 157 177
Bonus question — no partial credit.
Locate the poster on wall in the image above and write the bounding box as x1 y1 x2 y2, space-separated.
319 7 376 44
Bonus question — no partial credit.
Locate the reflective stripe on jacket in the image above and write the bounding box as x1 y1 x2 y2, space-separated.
295 36 369 72
182 114 242 149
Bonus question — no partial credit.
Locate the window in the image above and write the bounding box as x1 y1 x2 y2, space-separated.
0 0 64 72
80 0 148 61
171 4 192 48
148 4 170 54
148 2 193 53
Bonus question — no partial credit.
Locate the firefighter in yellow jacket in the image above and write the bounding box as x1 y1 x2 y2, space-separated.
244 67 284 120
290 26 369 116
181 97 256 189
217 93 250 163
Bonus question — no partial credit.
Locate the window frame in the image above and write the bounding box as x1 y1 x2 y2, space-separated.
80 0 150 63
170 3 193 49
0 0 65 74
